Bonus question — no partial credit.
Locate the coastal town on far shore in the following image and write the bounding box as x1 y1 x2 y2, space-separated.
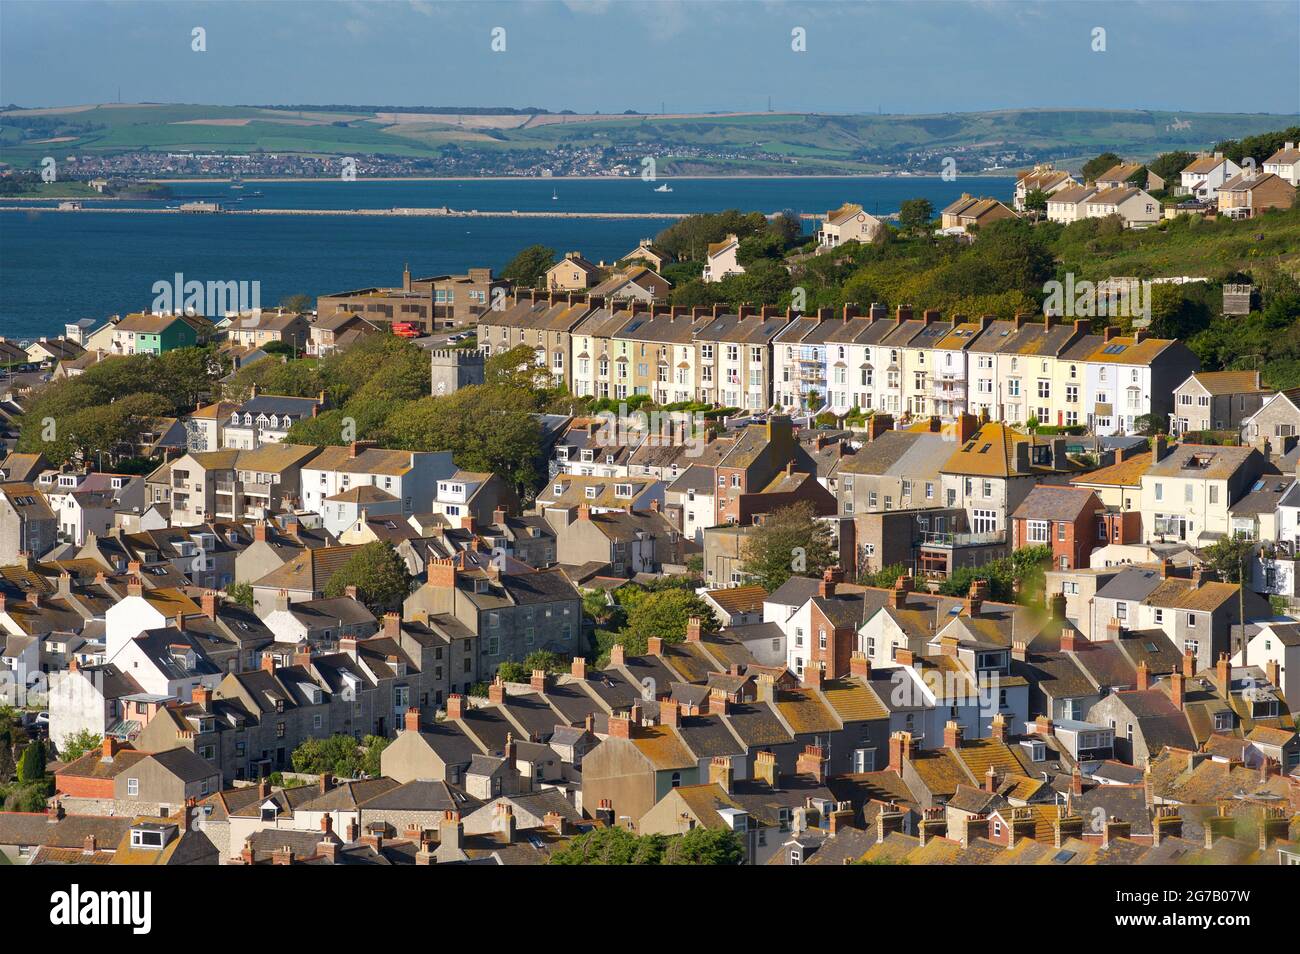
2 122 1299 871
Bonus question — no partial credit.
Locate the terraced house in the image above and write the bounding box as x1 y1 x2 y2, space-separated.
109 312 210 355
476 291 593 389
611 307 707 405
403 552 582 685
694 306 791 412
567 300 638 400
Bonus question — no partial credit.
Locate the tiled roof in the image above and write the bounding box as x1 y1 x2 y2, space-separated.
1184 370 1267 396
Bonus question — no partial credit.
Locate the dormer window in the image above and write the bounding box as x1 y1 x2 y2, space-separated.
130 823 174 849
585 486 597 499
260 802 278 822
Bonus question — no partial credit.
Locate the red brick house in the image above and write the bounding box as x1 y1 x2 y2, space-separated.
1011 486 1104 571
54 738 149 799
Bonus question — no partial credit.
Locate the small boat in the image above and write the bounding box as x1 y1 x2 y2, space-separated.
552 188 558 200
654 183 672 193
230 175 244 190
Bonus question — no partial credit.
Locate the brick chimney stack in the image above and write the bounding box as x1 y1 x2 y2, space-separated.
659 698 680 728
685 616 702 642
944 720 964 750
1170 670 1185 709
818 567 837 598
404 707 420 732
607 713 631 739
708 757 734 794
446 694 465 720
796 744 827 782
849 651 871 678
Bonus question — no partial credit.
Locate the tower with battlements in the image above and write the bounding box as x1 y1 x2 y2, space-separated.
430 348 485 396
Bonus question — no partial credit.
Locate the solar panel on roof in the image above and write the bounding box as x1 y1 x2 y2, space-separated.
1053 849 1075 863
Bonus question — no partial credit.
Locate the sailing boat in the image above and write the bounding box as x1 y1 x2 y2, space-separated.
654 183 672 193
230 175 244 190
552 188 558 200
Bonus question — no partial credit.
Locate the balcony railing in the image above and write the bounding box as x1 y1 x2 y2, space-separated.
920 530 1006 548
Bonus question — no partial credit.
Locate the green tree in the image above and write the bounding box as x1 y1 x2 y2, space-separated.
736 232 786 265
1023 188 1049 213
739 501 836 592
58 729 102 762
384 385 544 492
17 738 45 784
324 542 412 610
548 826 742 865
485 344 552 391
361 735 390 778
501 244 556 286
549 826 667 865
858 562 909 588
1202 536 1255 584
661 827 744 865
291 734 363 778
898 198 934 233
1133 413 1166 436
1147 151 1196 185
1081 152 1122 182
767 210 803 247
653 210 768 262
279 293 314 313
496 650 570 682
227 581 254 608
622 587 718 655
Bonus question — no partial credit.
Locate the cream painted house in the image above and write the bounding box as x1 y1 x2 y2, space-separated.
1139 440 1271 545
1045 185 1099 224
1082 187 1160 228
817 203 883 248
702 235 744 283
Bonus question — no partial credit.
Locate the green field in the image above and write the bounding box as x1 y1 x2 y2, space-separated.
2 103 1296 172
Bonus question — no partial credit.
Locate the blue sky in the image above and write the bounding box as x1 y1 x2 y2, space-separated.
2 1 1297 115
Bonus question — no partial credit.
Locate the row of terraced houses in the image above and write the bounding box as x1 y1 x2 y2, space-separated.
478 292 1199 436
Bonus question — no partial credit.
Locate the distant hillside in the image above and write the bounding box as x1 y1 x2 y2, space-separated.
1 103 1295 174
